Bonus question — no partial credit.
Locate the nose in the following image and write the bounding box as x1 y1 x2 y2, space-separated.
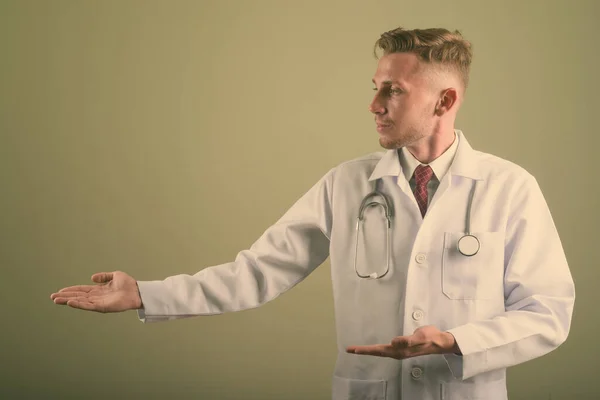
369 94 386 115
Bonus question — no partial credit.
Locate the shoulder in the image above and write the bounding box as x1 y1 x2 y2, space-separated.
472 148 536 187
330 151 386 175
469 148 549 214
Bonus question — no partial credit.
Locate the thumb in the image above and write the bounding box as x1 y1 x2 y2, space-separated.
91 272 114 284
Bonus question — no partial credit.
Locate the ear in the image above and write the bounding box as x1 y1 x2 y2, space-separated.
435 88 459 115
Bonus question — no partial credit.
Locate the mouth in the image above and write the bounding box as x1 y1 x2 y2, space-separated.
376 123 392 132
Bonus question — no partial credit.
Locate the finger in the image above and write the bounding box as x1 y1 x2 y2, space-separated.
391 336 411 349
53 297 69 305
53 292 93 305
346 344 394 357
53 296 82 305
92 272 113 284
54 285 95 295
52 291 92 300
66 299 103 312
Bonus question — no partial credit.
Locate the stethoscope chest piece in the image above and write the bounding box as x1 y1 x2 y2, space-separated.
457 234 480 257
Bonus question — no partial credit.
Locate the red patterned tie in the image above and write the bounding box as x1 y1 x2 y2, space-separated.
413 165 434 217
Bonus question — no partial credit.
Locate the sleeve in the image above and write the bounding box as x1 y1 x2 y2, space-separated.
135 167 336 323
443 174 575 380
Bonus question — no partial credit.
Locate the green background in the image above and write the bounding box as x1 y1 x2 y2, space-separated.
1 0 597 399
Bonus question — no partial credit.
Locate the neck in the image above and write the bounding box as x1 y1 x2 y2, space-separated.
406 129 456 164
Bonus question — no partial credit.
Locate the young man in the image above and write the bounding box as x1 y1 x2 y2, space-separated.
51 27 575 400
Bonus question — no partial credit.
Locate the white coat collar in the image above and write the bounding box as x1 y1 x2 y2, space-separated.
367 129 483 182
399 130 458 184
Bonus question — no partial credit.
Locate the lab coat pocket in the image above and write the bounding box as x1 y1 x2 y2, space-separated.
332 375 387 400
442 231 504 300
441 378 507 400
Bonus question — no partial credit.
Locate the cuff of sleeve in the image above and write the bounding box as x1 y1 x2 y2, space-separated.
443 325 487 381
443 353 464 380
135 280 172 323
136 307 146 322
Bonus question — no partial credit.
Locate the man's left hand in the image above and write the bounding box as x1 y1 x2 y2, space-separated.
346 325 461 359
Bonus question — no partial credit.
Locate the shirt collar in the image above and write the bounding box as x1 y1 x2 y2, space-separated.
399 130 458 183
368 129 483 182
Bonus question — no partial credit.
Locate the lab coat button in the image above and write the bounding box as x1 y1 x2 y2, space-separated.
411 367 423 380
412 310 424 320
415 253 427 264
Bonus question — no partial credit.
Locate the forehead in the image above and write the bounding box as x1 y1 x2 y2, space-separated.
371 52 424 86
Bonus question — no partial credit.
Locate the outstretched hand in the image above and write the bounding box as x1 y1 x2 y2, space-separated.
346 325 460 359
50 271 142 313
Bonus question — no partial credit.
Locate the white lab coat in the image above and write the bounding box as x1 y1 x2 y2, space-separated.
137 129 575 400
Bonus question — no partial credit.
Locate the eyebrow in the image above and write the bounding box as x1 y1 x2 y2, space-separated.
371 79 402 85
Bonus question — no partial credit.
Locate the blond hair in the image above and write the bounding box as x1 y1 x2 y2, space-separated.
373 27 473 91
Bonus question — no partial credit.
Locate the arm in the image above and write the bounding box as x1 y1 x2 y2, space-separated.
137 168 336 323
443 174 575 380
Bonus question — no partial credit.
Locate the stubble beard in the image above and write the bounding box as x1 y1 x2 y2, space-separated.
378 127 424 150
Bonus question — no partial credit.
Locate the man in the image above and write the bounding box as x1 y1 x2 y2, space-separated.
51 27 575 400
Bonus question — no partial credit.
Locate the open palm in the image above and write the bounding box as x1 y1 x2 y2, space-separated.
50 271 142 313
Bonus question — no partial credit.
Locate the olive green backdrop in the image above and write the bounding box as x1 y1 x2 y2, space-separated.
1 0 597 399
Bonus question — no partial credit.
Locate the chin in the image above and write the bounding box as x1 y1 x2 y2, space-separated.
379 136 405 150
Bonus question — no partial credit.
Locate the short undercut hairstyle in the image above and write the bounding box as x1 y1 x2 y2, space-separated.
373 27 473 92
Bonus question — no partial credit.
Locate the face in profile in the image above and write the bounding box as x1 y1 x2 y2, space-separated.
369 52 443 150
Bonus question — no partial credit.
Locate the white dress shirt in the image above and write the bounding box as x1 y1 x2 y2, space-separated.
400 130 459 207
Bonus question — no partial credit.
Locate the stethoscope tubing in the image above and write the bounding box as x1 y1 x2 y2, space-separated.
355 177 479 279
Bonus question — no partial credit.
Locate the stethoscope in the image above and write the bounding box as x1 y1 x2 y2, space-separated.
354 176 480 279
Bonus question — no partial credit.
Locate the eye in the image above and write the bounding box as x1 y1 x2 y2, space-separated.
372 87 401 94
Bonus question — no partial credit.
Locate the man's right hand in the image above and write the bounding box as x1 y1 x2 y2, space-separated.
50 271 142 313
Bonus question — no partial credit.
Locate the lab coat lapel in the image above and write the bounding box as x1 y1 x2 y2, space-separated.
367 130 483 218
367 148 418 208
449 130 483 181
427 131 484 213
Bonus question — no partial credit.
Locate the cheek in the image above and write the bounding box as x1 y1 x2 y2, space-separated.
390 99 410 118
